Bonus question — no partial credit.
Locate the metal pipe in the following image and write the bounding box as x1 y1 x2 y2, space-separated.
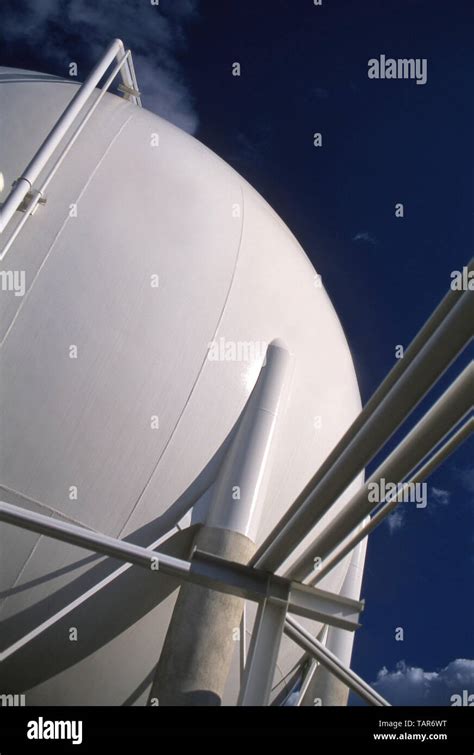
238 598 288 706
296 657 320 706
0 501 361 636
0 191 43 262
148 342 293 705
114 41 135 95
0 52 133 261
205 341 292 540
0 39 133 233
125 51 142 107
312 415 473 584
0 523 180 663
252 270 472 570
0 500 196 578
288 362 473 581
0 179 32 233
284 616 390 707
306 533 369 705
39 53 132 195
252 286 473 572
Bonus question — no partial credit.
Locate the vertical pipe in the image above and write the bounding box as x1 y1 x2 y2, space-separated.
148 341 292 705
304 533 368 706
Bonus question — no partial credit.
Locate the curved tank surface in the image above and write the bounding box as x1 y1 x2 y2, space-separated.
0 64 364 705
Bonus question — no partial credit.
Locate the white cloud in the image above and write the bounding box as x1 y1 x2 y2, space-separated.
1 0 199 133
453 467 474 495
132 52 198 134
352 231 377 246
430 487 451 506
386 507 405 534
370 659 474 706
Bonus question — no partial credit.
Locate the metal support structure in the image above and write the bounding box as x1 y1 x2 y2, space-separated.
312 414 473 584
1 354 471 700
0 501 363 659
284 628 327 706
238 598 288 706
147 342 292 704
284 616 390 707
239 604 248 684
305 533 369 706
205 341 293 540
0 38 140 243
252 284 473 573
288 361 473 581
1 311 471 701
0 36 471 708
296 658 319 706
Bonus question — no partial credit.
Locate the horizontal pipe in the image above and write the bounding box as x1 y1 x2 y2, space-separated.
0 499 192 574
253 285 473 572
312 414 474 584
0 501 361 635
288 362 473 581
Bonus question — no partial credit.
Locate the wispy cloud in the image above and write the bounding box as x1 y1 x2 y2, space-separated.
386 507 405 534
452 467 474 495
430 487 451 506
366 659 474 706
352 231 377 246
385 485 452 531
0 0 199 133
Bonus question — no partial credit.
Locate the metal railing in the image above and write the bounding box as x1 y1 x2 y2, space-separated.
0 39 141 260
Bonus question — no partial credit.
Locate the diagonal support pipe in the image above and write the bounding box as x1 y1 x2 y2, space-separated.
284 616 390 707
312 414 473 585
252 282 473 573
287 361 473 581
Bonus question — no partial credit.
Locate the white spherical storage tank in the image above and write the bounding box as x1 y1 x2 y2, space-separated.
0 51 364 706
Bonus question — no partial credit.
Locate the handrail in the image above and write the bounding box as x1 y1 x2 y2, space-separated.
0 39 140 240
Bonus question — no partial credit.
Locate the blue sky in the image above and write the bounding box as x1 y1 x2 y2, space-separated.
0 0 472 705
